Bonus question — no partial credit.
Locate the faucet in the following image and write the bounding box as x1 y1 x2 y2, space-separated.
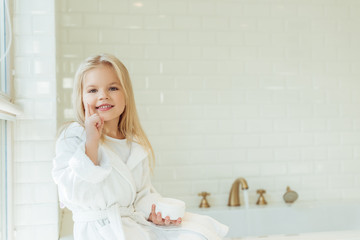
228 177 249 206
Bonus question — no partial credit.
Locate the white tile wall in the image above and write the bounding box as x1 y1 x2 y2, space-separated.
13 0 58 240
54 0 360 218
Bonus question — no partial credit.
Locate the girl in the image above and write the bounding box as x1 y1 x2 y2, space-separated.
52 54 228 240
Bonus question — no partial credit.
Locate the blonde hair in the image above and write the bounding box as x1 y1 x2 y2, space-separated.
72 53 155 169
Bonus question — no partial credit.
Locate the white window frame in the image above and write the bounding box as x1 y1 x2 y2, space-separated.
0 1 20 240
1 120 14 240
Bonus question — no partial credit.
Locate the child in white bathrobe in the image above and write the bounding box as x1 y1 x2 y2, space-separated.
52 53 229 240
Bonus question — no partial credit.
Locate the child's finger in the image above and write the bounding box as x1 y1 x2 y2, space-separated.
151 204 156 215
149 204 156 221
95 117 101 129
96 116 104 131
156 212 162 223
89 103 96 116
84 103 90 119
164 216 170 225
169 218 181 225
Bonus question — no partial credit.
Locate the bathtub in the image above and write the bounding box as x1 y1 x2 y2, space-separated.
60 200 360 240
189 200 360 239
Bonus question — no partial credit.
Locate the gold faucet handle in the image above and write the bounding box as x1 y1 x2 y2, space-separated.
257 189 266 195
198 191 210 197
256 189 267 205
198 192 211 208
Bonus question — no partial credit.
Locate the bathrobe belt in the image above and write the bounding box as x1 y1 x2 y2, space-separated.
72 205 226 240
72 204 151 239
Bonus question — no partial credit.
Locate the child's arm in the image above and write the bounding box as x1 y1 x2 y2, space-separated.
53 130 110 184
52 123 112 206
84 103 104 165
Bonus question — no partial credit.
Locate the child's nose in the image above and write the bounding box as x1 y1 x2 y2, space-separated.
98 90 109 100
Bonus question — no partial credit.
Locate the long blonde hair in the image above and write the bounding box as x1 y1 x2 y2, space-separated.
72 53 155 169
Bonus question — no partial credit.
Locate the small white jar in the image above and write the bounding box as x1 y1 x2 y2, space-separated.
156 198 186 220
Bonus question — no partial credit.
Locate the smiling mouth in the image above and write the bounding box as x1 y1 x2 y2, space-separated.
96 104 114 109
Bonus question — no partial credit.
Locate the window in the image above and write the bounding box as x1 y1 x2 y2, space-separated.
0 0 10 95
0 120 8 240
0 1 18 240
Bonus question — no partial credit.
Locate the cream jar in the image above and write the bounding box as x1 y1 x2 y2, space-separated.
156 198 186 220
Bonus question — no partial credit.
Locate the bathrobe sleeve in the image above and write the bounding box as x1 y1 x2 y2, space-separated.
52 123 112 195
133 157 162 219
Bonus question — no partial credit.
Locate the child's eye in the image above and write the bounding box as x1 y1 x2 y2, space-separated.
109 87 118 91
88 89 97 93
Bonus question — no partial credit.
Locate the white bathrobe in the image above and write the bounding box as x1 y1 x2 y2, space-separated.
52 123 228 240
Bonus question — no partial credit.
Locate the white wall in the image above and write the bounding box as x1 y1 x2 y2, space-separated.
56 0 360 209
13 0 58 239
10 0 360 238
54 0 360 204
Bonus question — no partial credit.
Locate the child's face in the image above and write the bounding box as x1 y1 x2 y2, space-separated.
82 65 126 125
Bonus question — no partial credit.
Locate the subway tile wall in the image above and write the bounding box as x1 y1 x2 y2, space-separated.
55 0 360 210
13 0 58 240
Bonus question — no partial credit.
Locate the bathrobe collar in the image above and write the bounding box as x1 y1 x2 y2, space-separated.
69 123 149 170
126 141 148 170
102 144 137 202
101 140 148 203
102 138 148 170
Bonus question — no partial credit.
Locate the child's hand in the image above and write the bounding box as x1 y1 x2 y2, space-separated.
148 204 182 226
84 103 104 141
84 103 104 165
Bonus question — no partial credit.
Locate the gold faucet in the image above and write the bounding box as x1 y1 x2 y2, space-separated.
228 177 249 206
198 192 211 208
256 189 267 205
